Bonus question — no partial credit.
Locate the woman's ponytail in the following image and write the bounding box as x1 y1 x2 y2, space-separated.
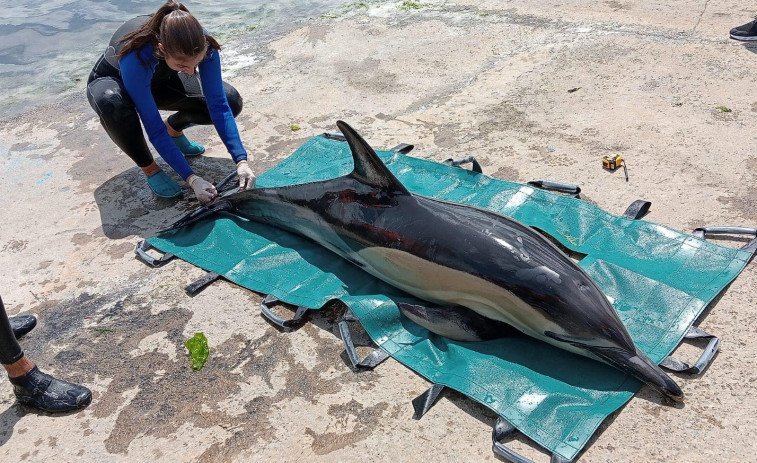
117 1 221 62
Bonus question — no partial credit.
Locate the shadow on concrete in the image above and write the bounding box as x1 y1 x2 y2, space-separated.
0 399 96 449
0 403 25 448
740 43 757 54
93 156 237 240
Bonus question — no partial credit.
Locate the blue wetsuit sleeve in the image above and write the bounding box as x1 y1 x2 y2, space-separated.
198 49 248 164
119 48 195 180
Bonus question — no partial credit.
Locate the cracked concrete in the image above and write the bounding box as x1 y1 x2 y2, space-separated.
1 1 757 462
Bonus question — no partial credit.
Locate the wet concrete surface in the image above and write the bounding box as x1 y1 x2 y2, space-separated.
1 1 757 462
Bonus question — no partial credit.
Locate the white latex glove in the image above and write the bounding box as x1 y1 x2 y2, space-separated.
237 160 256 190
188 175 218 204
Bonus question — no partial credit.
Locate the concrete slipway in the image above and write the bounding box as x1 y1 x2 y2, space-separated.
1 1 756 461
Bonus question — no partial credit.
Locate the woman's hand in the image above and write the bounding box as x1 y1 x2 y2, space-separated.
237 160 256 190
188 175 218 204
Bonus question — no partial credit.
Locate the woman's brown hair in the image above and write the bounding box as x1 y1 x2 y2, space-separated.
117 1 221 61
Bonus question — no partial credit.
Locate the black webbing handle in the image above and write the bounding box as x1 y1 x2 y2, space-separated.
492 417 572 463
338 308 390 369
321 132 347 141
692 226 757 255
527 180 581 197
443 156 483 173
660 326 719 374
492 417 535 463
622 200 651 220
185 271 221 296
390 143 414 154
134 240 175 268
259 294 309 330
411 384 445 419
692 226 757 239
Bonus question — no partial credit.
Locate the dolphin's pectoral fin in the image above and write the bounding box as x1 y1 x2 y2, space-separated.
337 120 411 195
544 330 589 347
397 301 520 342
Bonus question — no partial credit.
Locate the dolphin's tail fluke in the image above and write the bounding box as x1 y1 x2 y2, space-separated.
158 199 234 234
596 346 683 402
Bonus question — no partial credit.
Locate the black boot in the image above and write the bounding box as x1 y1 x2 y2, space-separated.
9 366 92 413
9 315 37 339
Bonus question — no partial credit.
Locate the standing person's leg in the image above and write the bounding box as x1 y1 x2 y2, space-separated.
730 16 757 41
152 72 243 154
154 73 207 156
0 297 24 367
1 296 92 413
8 314 36 339
86 75 182 198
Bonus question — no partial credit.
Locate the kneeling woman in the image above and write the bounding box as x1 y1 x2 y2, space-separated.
87 1 255 203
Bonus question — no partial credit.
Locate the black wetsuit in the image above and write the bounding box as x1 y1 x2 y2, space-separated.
0 296 23 365
86 15 244 179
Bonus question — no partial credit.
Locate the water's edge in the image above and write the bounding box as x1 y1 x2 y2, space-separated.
0 1 374 120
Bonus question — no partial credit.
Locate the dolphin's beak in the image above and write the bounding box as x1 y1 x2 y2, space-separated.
595 346 683 402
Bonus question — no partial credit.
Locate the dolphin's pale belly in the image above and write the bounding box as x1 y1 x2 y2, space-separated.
355 246 564 342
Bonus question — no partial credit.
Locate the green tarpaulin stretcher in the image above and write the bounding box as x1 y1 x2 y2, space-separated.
142 134 755 462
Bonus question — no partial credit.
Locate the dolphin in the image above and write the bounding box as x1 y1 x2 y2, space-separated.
168 120 683 402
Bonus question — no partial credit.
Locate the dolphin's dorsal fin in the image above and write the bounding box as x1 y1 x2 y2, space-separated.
337 120 410 195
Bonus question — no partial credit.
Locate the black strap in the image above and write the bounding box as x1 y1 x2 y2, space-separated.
492 417 572 463
622 200 651 219
390 143 414 154
259 294 310 330
216 168 240 194
185 271 221 296
134 240 175 268
338 308 390 369
526 180 581 197
411 384 445 419
158 199 233 234
660 326 719 374
443 156 483 173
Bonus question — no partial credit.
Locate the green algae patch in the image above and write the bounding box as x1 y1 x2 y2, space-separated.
716 106 732 112
185 333 209 371
91 327 115 337
399 1 422 10
290 124 301 131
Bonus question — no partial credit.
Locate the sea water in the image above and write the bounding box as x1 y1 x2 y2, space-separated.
0 0 362 118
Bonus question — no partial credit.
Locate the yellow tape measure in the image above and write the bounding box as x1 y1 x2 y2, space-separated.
602 154 629 181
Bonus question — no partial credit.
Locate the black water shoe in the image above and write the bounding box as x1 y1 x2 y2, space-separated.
9 314 37 339
9 366 92 413
730 18 757 41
